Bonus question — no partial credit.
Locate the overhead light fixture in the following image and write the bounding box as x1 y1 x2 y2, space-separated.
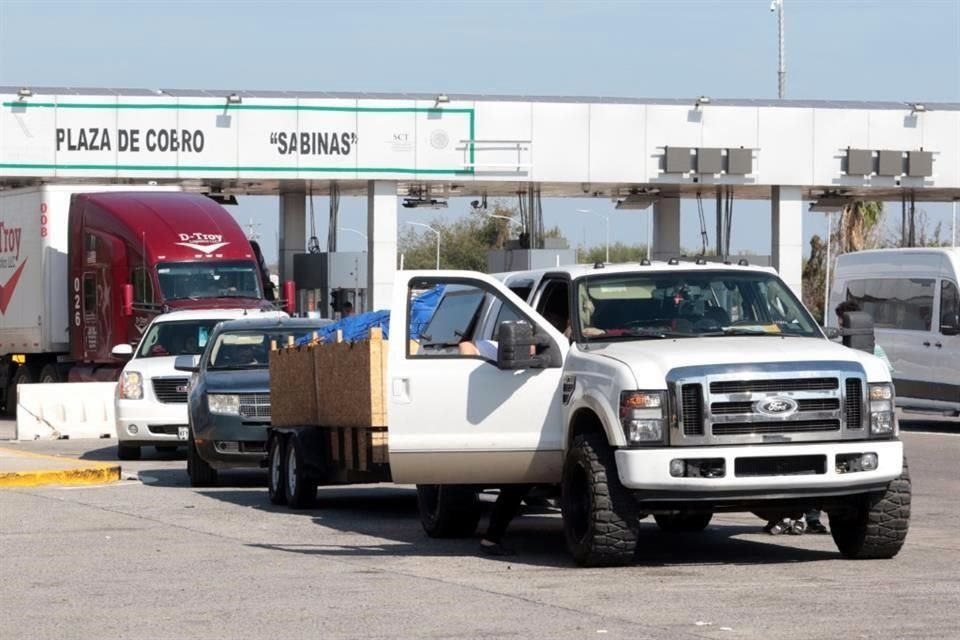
226 93 242 105
17 87 32 99
206 192 239 206
907 102 926 113
694 95 711 109
434 93 450 107
402 196 448 209
808 194 851 212
615 193 660 210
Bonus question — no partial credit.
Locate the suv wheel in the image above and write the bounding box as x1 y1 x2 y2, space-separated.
562 432 639 567
267 434 287 505
829 457 911 559
416 485 482 538
187 432 218 487
654 511 713 533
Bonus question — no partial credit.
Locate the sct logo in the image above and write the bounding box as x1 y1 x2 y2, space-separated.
755 396 798 418
175 232 230 255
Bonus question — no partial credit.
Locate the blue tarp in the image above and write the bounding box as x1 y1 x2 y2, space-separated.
295 285 444 345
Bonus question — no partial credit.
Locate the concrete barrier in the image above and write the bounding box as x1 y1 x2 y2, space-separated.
16 382 117 441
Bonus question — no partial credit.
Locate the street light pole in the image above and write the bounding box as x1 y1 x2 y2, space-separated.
404 221 441 269
953 199 957 248
771 0 785 99
823 211 833 326
483 213 523 229
338 226 367 246
577 209 610 263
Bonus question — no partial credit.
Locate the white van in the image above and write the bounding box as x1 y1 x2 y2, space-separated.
830 248 960 416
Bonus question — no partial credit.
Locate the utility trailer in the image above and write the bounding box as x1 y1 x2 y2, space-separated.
265 328 393 508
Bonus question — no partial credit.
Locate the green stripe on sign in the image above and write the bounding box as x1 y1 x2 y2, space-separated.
2 102 474 115
0 163 475 175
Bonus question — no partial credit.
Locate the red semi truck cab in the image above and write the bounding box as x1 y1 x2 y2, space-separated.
67 191 278 377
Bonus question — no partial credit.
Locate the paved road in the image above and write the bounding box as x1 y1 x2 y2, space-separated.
1 416 957 640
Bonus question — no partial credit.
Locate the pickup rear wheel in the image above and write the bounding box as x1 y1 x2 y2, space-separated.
829 457 911 559
285 434 317 509
416 485 482 538
267 434 287 505
562 432 640 567
4 365 37 417
654 512 713 533
187 432 218 487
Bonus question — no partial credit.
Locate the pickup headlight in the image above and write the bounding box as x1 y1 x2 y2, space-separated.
208 393 241 416
620 391 666 445
118 371 143 400
869 383 896 436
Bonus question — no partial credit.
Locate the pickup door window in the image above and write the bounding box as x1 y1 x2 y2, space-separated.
388 272 569 485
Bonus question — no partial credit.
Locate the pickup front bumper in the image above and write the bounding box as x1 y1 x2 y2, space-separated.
615 440 903 501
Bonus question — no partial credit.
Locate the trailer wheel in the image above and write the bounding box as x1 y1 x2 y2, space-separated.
117 444 141 461
187 432 218 487
416 485 482 538
654 511 713 533
561 432 639 567
267 434 287 505
285 434 316 509
39 364 62 384
828 457 911 559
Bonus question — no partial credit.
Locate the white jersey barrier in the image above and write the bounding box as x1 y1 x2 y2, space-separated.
16 383 117 441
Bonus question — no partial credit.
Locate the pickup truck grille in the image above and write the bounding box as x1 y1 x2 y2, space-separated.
238 393 271 419
152 377 190 404
668 363 869 446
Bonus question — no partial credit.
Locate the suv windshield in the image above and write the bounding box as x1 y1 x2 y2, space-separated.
157 261 262 301
137 319 220 358
576 271 820 341
207 328 312 370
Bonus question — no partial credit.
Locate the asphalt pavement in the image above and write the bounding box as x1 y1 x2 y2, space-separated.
0 415 957 640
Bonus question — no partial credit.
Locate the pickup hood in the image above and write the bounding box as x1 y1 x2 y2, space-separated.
203 369 270 394
585 336 891 387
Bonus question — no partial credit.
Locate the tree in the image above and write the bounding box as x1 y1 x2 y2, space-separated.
578 243 648 264
802 234 828 323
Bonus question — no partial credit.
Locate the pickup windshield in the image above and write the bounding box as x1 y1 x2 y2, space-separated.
576 270 821 341
157 261 262 301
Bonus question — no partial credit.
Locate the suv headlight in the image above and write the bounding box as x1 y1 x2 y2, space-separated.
620 391 666 445
118 371 143 400
869 383 896 436
208 393 241 416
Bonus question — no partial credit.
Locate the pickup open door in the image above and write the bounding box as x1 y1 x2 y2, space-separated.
388 271 569 485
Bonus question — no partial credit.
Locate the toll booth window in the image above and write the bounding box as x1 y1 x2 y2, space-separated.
133 268 154 304
411 286 485 357
83 274 96 319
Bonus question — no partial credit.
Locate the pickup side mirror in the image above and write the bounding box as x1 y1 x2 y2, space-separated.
841 311 876 354
174 354 200 373
111 343 134 359
496 321 554 370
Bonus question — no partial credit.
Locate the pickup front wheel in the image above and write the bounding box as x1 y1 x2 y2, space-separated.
562 432 639 567
828 458 911 559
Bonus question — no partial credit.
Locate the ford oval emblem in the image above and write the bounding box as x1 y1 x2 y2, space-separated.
755 396 798 418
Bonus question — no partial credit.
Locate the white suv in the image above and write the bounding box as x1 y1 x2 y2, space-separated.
114 308 287 460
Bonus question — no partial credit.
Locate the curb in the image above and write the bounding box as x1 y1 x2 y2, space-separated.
0 447 121 488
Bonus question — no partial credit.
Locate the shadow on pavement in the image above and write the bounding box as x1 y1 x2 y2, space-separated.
195 484 839 568
80 445 188 463
137 467 266 488
900 420 959 435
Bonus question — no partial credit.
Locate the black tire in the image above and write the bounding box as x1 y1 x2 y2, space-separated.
117 444 141 461
285 434 317 509
561 432 640 567
654 511 713 533
39 364 63 384
416 485 482 538
4 366 37 417
267 434 287 506
829 457 911 559
187 432 218 487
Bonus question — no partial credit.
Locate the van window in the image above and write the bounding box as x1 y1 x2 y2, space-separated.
941 280 959 330
844 278 935 331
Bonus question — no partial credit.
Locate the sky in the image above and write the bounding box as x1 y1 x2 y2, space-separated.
1 0 958 263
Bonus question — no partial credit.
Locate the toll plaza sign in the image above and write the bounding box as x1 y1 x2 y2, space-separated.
0 95 475 178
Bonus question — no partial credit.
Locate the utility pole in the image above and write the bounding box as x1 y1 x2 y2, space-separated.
771 0 785 99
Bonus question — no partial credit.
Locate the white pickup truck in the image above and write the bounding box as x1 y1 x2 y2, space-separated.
385 261 909 567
